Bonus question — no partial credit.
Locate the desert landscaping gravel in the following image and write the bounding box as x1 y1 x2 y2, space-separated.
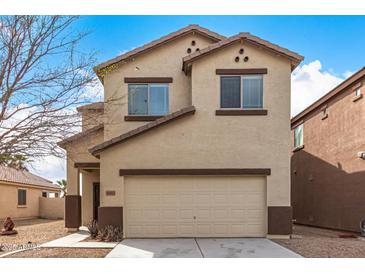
0 219 68 255
5 247 111 258
274 225 365 258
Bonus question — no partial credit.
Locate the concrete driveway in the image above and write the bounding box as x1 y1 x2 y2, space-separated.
106 238 301 258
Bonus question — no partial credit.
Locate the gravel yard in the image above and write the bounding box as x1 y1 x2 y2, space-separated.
5 247 111 258
274 224 365 258
0 219 68 255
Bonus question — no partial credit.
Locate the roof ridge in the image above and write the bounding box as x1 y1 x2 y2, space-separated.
93 24 226 76
89 106 196 156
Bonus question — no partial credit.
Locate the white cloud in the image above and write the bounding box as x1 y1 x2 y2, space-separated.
28 155 66 183
291 60 347 117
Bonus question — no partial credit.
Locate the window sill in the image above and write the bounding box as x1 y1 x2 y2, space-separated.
17 205 27 208
124 115 164 121
353 94 363 102
293 145 304 152
215 109 268 116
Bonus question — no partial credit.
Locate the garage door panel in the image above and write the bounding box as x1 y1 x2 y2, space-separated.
125 176 267 238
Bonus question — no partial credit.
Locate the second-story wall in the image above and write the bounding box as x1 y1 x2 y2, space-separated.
102 33 216 140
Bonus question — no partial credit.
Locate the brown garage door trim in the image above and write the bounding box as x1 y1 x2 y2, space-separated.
119 168 271 176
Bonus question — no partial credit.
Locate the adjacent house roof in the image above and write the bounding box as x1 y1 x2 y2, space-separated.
58 124 104 148
0 165 60 190
77 102 104 112
291 66 365 126
94 24 226 81
90 106 196 157
183 32 304 73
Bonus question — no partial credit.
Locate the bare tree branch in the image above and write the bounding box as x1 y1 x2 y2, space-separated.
0 16 98 166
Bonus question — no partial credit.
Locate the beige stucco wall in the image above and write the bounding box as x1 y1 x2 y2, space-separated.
99 40 292 208
0 181 60 220
81 170 99 225
102 33 216 140
39 197 64 219
81 109 104 131
65 129 103 195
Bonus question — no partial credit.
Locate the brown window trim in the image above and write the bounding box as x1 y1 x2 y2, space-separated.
119 168 271 176
215 109 268 116
124 77 173 83
124 115 164 121
216 68 268 75
293 145 304 152
321 113 328 120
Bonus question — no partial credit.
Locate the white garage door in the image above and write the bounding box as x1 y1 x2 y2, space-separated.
124 176 267 238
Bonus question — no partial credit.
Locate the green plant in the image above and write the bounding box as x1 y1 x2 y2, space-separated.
56 179 67 197
98 225 123 242
87 220 99 239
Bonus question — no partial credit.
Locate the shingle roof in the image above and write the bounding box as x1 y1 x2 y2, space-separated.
93 24 226 80
89 106 196 157
77 102 104 112
183 32 304 72
0 165 60 190
57 124 104 148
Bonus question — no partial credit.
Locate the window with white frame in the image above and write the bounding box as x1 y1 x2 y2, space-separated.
128 84 169 115
355 88 361 97
294 124 304 148
220 75 263 109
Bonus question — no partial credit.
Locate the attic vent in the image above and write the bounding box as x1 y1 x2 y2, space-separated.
239 48 244 54
243 56 249 62
235 56 240 62
187 48 192 54
191 40 196 46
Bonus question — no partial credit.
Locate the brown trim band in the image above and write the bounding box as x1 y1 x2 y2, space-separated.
124 77 173 83
124 115 164 121
268 206 293 235
216 109 268 116
119 168 271 176
216 68 268 75
74 162 100 168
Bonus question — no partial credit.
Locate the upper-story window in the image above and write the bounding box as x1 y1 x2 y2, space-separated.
220 75 263 109
294 124 304 148
128 84 169 115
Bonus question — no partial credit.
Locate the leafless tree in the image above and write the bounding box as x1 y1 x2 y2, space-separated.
0 16 98 167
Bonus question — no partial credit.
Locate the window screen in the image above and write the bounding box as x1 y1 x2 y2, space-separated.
220 76 241 108
128 84 148 115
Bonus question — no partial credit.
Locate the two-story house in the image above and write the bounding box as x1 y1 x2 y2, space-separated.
291 67 365 232
58 25 303 238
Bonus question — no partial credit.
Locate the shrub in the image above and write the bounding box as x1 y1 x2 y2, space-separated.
87 220 99 239
98 225 123 242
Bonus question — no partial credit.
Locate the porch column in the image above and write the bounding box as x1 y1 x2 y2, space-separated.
65 163 82 231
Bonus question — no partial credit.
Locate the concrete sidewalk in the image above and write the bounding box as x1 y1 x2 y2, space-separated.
41 231 118 249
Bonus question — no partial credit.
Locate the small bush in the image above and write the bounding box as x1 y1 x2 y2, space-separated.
87 220 99 239
99 225 123 242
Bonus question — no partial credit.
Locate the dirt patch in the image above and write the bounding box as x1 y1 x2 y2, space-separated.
0 219 68 255
274 225 365 258
5 247 110 258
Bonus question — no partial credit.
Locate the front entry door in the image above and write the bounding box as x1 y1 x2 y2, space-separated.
93 182 100 221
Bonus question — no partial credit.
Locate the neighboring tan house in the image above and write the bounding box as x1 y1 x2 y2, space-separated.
291 67 365 232
0 165 61 220
58 25 303 238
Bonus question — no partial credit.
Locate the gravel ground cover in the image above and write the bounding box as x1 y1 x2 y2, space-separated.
274 224 365 258
0 219 68 255
5 247 110 258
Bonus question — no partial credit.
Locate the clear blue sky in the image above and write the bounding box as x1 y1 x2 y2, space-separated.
76 16 365 76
